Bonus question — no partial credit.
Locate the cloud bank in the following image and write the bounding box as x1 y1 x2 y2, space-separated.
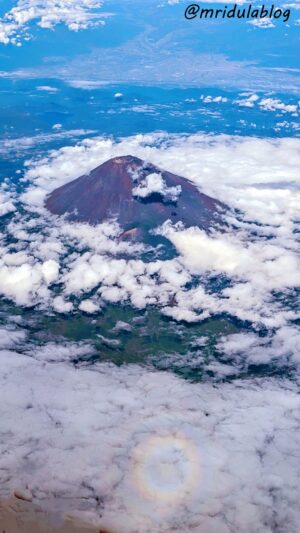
1 336 300 532
0 0 110 45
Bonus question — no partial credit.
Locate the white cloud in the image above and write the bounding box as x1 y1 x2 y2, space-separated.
40 259 59 284
0 347 300 531
160 224 300 292
259 97 299 114
0 130 97 158
132 172 181 201
68 79 109 89
53 295 74 313
0 327 26 349
29 341 95 362
0 190 15 217
248 18 275 28
200 95 228 103
218 326 300 367
0 0 111 45
166 0 248 4
36 85 59 92
0 261 53 305
234 94 260 107
234 94 299 114
78 299 99 313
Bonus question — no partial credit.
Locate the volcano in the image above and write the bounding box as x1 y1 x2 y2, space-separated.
45 155 224 240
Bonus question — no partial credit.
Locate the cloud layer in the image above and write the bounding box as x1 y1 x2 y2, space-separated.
1 335 300 532
0 0 109 45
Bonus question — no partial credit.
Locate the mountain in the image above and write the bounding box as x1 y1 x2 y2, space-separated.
45 155 225 243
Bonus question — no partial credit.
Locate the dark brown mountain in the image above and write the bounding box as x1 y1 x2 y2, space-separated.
45 155 225 240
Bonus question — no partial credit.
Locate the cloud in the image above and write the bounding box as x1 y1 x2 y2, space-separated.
0 260 58 306
28 340 95 362
217 326 300 368
78 299 99 313
259 97 299 114
132 172 182 201
234 93 299 114
0 327 26 349
67 79 109 89
0 130 97 159
166 0 249 4
200 95 228 103
36 85 59 92
0 0 111 45
0 189 16 217
234 93 260 107
1 344 300 531
248 18 275 28
53 295 74 313
160 224 300 292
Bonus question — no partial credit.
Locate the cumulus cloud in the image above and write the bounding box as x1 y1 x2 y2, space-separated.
166 0 249 4
259 97 299 114
78 299 99 313
160 224 300 291
234 94 299 114
200 95 228 103
0 261 55 306
248 18 275 28
0 189 15 217
0 0 111 45
234 94 260 107
132 172 181 201
53 295 74 313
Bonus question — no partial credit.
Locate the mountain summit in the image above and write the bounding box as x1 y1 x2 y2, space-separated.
45 155 224 239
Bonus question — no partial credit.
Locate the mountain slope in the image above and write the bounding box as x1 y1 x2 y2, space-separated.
45 155 225 239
